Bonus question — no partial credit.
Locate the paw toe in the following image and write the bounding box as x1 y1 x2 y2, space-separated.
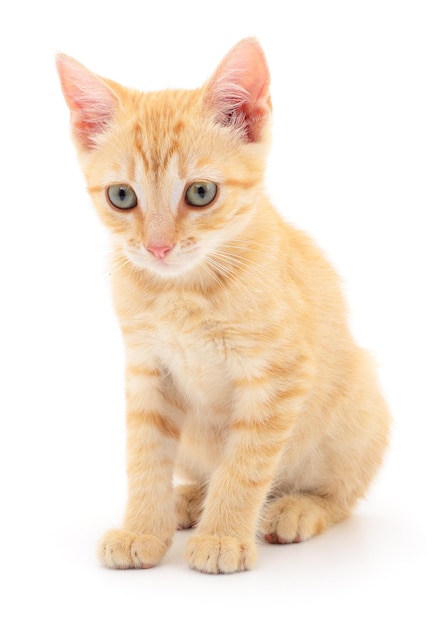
98 529 169 569
185 535 257 574
262 494 334 544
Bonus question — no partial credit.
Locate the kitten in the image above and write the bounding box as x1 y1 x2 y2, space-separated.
56 38 391 574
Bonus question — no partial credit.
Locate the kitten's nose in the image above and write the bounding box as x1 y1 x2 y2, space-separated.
146 244 174 259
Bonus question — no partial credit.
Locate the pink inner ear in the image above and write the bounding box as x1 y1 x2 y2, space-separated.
206 38 271 142
56 53 118 149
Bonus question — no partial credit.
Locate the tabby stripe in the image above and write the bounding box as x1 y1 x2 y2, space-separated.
127 410 180 439
126 365 160 377
87 185 105 193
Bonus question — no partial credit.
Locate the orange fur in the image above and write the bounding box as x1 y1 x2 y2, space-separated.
56 38 391 574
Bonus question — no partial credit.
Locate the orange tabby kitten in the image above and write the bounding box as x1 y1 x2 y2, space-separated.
56 39 390 574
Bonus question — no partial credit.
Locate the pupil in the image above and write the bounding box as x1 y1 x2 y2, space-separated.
198 185 206 198
119 188 126 201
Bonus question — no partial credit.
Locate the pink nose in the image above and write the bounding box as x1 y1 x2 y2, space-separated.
146 244 174 259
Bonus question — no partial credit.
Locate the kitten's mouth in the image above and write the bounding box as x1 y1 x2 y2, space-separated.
147 256 184 275
124 245 197 278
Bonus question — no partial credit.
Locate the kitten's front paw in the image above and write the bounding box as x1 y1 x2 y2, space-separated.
185 535 257 574
98 529 170 569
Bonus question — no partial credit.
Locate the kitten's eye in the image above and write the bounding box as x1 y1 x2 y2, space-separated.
185 181 217 208
107 184 137 210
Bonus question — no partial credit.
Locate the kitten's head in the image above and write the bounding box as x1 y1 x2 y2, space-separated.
56 39 272 281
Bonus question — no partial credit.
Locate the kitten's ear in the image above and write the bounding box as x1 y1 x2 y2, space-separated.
205 38 271 143
55 53 119 150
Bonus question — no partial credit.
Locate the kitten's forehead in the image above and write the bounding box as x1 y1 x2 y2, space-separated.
127 88 225 211
132 89 200 179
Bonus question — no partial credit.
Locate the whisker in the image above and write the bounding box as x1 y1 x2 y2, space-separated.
199 258 227 292
204 254 263 323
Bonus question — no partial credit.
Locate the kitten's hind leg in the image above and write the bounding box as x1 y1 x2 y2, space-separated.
175 482 206 530
261 493 349 544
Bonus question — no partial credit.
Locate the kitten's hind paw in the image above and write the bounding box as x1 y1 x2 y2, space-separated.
262 493 348 544
175 482 205 530
185 535 257 574
98 529 170 569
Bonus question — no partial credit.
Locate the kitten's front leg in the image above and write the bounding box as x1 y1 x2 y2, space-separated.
186 360 313 574
185 422 286 574
99 360 179 569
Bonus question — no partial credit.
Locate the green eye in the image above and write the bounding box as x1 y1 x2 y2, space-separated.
185 181 217 208
107 184 137 210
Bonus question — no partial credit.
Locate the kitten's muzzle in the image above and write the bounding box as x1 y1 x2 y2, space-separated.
146 244 175 259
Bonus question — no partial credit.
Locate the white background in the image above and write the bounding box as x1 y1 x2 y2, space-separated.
1 1 436 624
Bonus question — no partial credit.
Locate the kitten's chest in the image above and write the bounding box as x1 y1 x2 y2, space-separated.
123 287 267 414
125 290 234 412
158 313 232 410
